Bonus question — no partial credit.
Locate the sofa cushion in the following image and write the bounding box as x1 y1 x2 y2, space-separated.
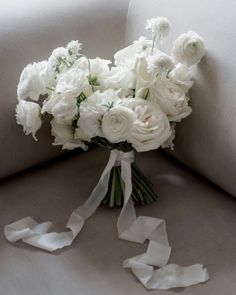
126 0 236 198
0 0 129 179
1 148 236 294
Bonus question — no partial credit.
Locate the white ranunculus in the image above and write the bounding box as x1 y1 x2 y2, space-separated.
172 31 205 67
168 63 193 92
114 37 159 69
78 90 121 139
103 66 135 90
146 17 170 40
135 57 155 98
17 61 52 101
122 99 171 152
147 52 174 76
101 106 136 143
16 100 42 140
149 76 192 122
51 119 87 150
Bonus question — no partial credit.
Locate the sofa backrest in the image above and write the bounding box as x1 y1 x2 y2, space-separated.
126 0 236 197
0 0 129 179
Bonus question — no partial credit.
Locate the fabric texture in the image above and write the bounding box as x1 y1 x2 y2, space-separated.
1 148 236 294
0 0 129 179
126 0 236 198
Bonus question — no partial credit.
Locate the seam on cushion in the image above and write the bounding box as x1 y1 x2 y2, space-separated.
124 0 132 45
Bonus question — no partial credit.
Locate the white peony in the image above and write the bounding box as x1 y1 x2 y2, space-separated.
149 76 192 122
147 52 174 76
172 31 205 67
101 106 136 143
78 90 121 139
51 119 87 150
122 98 171 152
103 66 135 91
17 61 53 101
16 100 42 140
146 17 170 40
168 63 193 92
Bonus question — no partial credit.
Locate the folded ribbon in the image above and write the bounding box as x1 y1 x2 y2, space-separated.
4 149 209 289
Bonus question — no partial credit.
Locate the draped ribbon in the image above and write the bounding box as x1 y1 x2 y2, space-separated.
4 149 209 289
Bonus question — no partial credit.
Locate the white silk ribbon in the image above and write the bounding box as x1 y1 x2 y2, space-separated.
4 149 209 289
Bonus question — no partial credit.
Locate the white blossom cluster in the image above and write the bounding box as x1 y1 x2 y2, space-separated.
16 17 205 152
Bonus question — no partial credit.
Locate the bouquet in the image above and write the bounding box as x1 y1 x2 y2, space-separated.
15 17 205 207
6 17 209 290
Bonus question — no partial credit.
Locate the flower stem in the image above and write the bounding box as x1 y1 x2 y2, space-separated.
103 162 158 207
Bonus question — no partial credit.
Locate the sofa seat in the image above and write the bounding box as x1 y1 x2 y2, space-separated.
0 148 235 295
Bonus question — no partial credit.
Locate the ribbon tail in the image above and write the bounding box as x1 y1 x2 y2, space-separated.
117 155 209 289
4 149 118 252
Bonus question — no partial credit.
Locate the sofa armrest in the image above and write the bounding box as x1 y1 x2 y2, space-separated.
126 0 236 198
0 0 129 179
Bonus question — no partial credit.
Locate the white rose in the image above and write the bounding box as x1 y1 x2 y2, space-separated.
168 63 193 92
147 52 174 76
172 31 205 67
16 100 42 140
78 90 121 139
51 119 87 150
122 99 171 152
161 123 176 150
42 92 78 124
74 127 90 142
101 106 136 143
146 17 171 40
103 66 135 90
149 76 192 122
114 37 158 69
17 61 53 101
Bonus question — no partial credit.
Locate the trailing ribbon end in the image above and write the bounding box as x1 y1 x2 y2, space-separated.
4 149 209 289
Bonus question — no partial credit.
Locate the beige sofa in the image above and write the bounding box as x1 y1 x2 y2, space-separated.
1 0 236 294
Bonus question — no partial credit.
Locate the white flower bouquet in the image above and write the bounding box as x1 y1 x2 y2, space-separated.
16 17 205 207
8 17 209 290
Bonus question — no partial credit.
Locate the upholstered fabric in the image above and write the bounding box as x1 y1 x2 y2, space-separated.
126 0 236 198
1 148 236 295
0 0 129 179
